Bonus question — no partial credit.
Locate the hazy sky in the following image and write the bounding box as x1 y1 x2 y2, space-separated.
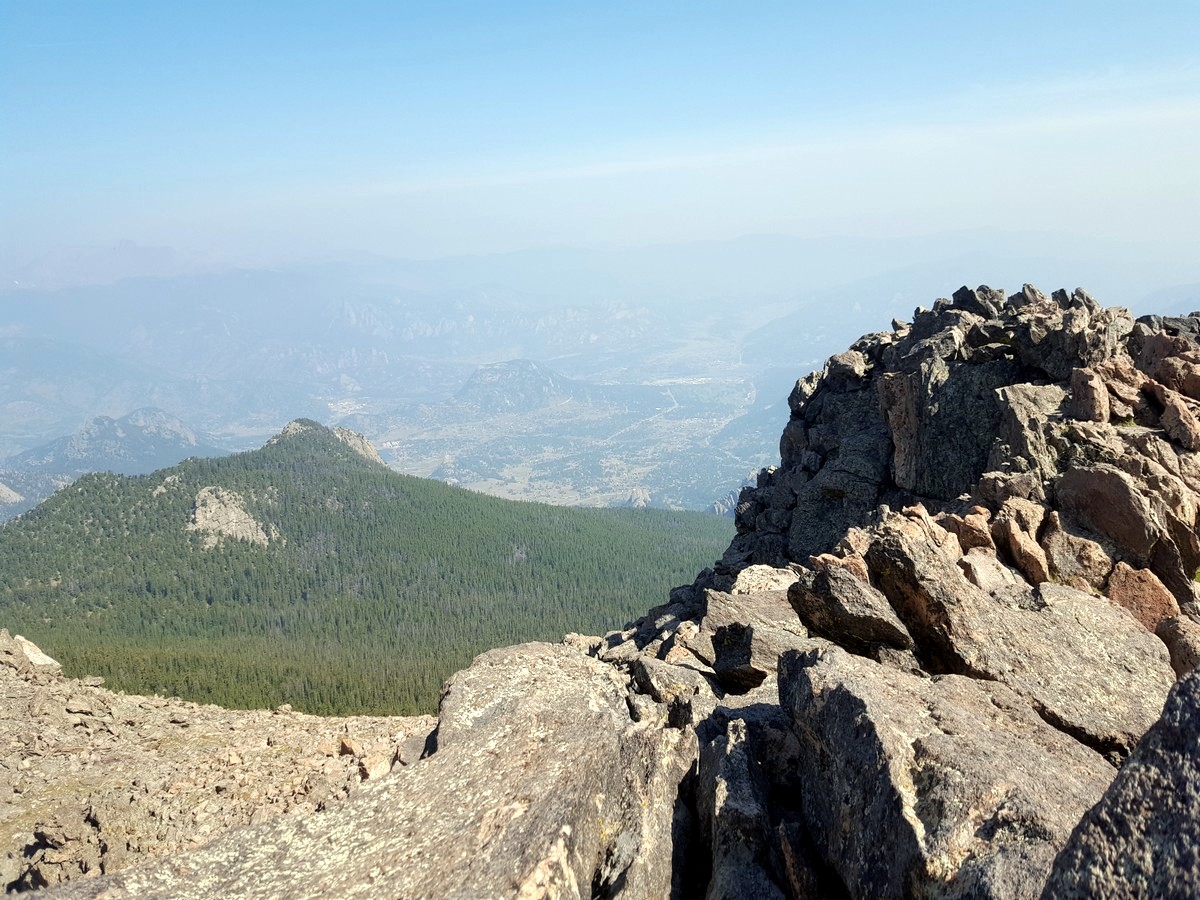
2 1 1199 272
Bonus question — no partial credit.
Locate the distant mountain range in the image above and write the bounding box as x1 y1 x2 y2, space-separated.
0 408 228 520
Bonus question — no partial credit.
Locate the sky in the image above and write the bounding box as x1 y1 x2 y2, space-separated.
2 1 1199 279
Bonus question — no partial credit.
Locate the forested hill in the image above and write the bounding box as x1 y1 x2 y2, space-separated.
0 420 731 715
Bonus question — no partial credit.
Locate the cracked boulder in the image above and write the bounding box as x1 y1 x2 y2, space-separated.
787 565 912 652
681 589 818 692
697 717 787 900
865 513 1175 759
780 646 1114 900
0 628 62 677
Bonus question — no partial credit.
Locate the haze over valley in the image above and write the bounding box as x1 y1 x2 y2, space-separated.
4 233 1199 518
4 5 1199 515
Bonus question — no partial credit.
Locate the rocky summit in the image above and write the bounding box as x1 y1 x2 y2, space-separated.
6 284 1200 898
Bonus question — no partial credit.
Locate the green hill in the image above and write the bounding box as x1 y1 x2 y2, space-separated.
0 420 730 715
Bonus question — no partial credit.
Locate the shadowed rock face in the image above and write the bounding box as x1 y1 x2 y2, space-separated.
13 285 1200 899
779 646 1114 900
1042 668 1200 900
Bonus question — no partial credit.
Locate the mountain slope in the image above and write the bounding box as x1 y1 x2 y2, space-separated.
0 420 729 715
6 407 224 473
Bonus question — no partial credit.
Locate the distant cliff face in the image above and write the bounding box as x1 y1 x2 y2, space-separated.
17 286 1200 899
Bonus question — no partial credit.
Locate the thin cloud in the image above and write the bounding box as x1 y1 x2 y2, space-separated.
338 89 1200 200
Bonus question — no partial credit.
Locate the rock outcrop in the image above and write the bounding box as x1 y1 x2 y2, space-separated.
330 426 386 466
12 285 1200 898
185 486 278 550
266 419 386 468
779 646 1114 899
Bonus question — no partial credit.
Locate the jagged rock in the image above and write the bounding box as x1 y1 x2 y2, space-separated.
50 643 694 899
1010 289 1133 381
952 284 1003 319
1069 367 1110 422
1056 462 1200 605
682 590 816 691
879 358 1027 499
1038 511 1112 593
807 550 871 583
958 546 1024 597
1056 463 1158 560
1134 330 1196 381
1093 356 1148 418
629 655 719 727
936 506 995 553
783 387 893 563
697 718 787 900
991 498 1050 584
984 382 1067 495
730 564 800 595
1042 668 1200 899
0 628 62 676
787 565 912 651
597 598 700 665
1148 381 1200 450
825 349 869 388
1104 562 1180 631
865 512 1175 758
1148 351 1200 402
1008 283 1050 309
780 646 1114 900
1155 616 1200 678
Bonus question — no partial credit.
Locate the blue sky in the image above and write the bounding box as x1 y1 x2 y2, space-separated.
2 1 1199 273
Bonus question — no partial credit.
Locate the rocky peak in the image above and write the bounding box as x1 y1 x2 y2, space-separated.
330 426 385 466
731 284 1200 615
265 418 334 446
16 285 1200 899
454 358 579 412
266 418 384 466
